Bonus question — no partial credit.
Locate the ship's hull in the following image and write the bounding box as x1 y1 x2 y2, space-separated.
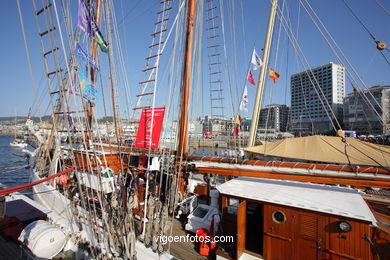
31 168 173 259
32 169 72 219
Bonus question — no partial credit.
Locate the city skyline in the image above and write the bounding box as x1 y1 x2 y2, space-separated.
0 0 388 119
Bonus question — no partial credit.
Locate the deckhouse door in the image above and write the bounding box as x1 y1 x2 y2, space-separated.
237 200 246 259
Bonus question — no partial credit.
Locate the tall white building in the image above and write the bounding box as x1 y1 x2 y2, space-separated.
290 63 345 134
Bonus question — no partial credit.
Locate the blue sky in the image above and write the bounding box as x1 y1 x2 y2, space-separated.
0 0 388 119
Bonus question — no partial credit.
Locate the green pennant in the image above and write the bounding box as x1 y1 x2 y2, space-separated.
95 32 108 53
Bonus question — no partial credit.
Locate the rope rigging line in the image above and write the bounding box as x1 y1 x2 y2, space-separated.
341 0 390 66
161 0 186 149
274 3 341 132
131 0 179 122
53 1 112 254
190 0 204 123
373 0 390 16
283 4 293 131
111 3 133 125
300 0 389 126
227 0 241 116
219 0 237 119
16 0 41 122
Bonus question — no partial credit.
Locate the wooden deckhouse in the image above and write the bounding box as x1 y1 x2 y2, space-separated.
216 177 380 260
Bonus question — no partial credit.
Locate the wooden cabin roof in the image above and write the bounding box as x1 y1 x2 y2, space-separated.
217 177 377 223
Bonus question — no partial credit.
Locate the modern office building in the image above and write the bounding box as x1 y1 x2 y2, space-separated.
290 63 345 134
344 85 390 135
259 104 289 132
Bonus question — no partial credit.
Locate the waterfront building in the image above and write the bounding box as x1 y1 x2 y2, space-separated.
259 104 289 132
343 85 390 135
290 63 345 134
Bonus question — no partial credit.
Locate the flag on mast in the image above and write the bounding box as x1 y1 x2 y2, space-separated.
77 0 108 53
235 114 243 125
232 126 240 136
232 115 243 136
77 0 92 37
269 68 280 83
251 48 263 70
239 86 249 112
247 70 255 85
75 43 100 71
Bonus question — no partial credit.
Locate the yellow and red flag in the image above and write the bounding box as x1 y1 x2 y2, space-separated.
269 68 280 83
235 114 243 125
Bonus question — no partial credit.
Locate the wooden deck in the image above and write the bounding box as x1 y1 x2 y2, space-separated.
168 218 208 260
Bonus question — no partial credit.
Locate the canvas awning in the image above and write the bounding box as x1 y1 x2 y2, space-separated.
244 136 390 167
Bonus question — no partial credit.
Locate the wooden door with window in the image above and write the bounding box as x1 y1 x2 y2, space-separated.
237 200 246 259
263 205 325 260
263 205 294 260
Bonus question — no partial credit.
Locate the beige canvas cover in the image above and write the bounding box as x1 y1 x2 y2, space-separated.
244 136 390 167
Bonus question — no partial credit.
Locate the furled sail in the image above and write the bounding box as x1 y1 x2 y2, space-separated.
245 135 390 167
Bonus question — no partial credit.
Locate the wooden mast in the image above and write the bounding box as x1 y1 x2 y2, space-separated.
248 0 278 147
177 0 197 158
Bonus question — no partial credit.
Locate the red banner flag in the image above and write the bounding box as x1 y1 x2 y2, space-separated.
247 70 256 85
135 107 165 149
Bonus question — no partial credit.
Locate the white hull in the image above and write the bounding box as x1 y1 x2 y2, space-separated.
32 169 71 217
31 169 173 259
10 142 28 148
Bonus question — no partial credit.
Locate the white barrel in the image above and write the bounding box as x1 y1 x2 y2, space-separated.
210 189 219 209
19 220 67 259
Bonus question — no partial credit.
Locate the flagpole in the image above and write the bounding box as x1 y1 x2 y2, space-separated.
248 0 278 147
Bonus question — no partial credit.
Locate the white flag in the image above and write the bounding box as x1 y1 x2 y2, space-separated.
251 48 263 70
239 86 249 112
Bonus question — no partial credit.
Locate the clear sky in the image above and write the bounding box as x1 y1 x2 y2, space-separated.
0 0 388 119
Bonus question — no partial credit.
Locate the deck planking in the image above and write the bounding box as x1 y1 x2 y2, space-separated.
168 218 208 260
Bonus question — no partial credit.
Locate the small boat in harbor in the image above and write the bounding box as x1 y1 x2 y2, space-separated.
9 139 27 149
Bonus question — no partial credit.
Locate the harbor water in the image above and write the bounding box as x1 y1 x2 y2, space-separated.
0 136 32 195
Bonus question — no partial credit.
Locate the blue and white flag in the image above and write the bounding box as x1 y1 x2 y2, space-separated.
75 43 99 71
70 70 99 105
251 48 263 71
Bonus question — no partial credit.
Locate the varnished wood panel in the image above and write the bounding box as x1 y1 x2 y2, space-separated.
326 216 372 260
296 212 323 260
263 205 294 260
237 200 246 259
